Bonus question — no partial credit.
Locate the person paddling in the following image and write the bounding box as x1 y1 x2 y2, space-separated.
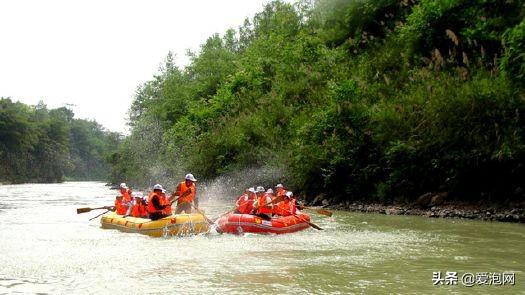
235 187 256 214
117 183 133 215
161 189 172 216
170 173 198 214
147 184 170 220
275 183 287 199
273 191 297 216
119 183 132 203
265 188 275 199
114 195 128 215
252 186 273 220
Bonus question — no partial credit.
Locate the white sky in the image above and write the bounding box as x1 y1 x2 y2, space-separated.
0 0 280 134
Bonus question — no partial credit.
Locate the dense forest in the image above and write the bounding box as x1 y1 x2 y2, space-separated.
111 0 524 205
0 98 120 183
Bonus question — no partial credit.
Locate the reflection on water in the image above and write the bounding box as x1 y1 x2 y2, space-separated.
0 182 523 294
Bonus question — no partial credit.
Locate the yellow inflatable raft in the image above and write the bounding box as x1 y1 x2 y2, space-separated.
100 212 209 237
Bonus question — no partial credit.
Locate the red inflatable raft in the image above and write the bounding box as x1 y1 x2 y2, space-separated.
215 212 311 234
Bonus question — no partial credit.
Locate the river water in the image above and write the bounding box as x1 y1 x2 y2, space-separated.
0 182 523 294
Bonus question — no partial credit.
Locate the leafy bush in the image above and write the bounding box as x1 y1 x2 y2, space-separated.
501 20 525 88
114 0 525 205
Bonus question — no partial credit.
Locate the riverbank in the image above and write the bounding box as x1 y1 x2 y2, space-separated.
326 201 525 223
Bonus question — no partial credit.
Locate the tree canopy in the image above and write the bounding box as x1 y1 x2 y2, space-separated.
110 0 525 203
0 98 120 183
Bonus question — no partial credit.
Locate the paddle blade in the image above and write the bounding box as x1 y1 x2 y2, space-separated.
76 206 112 214
316 208 333 217
88 210 110 221
294 213 323 230
308 222 323 230
76 207 92 214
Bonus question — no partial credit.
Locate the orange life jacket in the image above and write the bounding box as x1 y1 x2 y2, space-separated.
273 199 296 216
176 181 196 204
255 194 272 215
147 191 166 214
162 194 172 215
131 201 148 218
236 194 255 214
115 198 128 215
120 189 132 203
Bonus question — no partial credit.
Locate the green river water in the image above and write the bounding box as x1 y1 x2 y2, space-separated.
0 182 523 294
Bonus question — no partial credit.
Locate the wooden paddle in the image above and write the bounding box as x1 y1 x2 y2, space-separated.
169 196 180 205
89 210 110 221
305 220 323 230
169 187 192 202
301 206 333 217
270 194 285 205
191 204 215 225
295 214 323 230
76 206 114 214
294 194 333 217
253 194 285 210
213 209 235 223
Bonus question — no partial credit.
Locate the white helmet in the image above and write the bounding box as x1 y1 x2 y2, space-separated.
266 188 274 194
285 191 294 198
153 184 163 191
275 183 284 189
256 186 265 193
132 191 144 198
120 183 128 189
185 173 197 182
248 187 256 193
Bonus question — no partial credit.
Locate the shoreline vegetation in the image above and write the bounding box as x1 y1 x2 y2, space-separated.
0 99 120 183
326 201 525 223
110 0 524 215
